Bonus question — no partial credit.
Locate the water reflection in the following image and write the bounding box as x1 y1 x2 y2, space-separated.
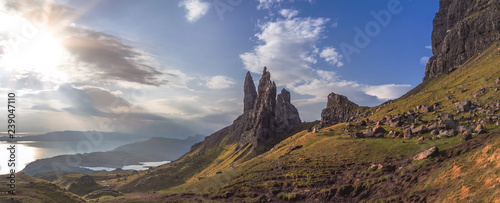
0 139 147 175
0 143 37 174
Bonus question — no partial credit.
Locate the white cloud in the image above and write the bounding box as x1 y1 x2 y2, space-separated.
425 45 432 50
257 0 313 10
179 0 211 22
420 56 430 65
320 47 343 67
205 75 236 89
240 16 329 85
257 0 286 9
240 15 412 118
279 9 299 19
364 84 413 100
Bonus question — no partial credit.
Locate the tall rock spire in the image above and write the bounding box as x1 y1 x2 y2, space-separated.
275 88 301 133
243 72 257 113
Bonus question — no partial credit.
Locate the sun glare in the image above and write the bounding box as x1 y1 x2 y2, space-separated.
1 28 69 83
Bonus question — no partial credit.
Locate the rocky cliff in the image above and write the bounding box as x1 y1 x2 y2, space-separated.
423 0 500 81
239 67 301 145
186 67 300 155
320 92 364 127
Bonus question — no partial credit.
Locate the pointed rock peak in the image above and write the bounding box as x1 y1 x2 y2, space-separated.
263 66 268 75
244 71 257 113
278 88 291 103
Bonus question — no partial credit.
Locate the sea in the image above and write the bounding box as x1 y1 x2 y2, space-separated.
0 139 169 175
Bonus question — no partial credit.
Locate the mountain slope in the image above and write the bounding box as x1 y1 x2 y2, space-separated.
113 68 302 193
155 42 499 202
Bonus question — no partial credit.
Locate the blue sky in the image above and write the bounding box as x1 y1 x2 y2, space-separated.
0 0 438 138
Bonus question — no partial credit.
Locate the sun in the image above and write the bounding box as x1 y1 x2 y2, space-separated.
1 28 69 84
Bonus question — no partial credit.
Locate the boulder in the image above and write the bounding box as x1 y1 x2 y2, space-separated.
413 147 439 161
389 119 403 128
364 129 375 138
430 129 439 135
372 125 387 134
455 100 472 112
421 105 434 113
411 125 427 134
456 125 468 133
404 128 413 139
388 130 399 138
475 124 485 134
351 132 364 139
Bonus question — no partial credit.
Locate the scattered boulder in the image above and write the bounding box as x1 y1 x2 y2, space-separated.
364 129 375 138
455 100 472 112
372 125 387 134
495 78 500 85
413 147 439 161
411 125 427 134
456 125 468 133
389 119 403 128
474 124 485 134
421 105 434 113
388 130 399 138
430 129 439 135
351 132 364 139
404 128 413 139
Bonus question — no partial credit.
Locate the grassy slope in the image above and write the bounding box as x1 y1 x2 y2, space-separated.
24 42 497 202
152 43 500 201
0 173 85 203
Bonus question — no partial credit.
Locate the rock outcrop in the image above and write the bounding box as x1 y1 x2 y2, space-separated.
198 67 301 152
275 88 301 133
241 67 301 144
244 72 257 113
320 93 362 127
423 0 500 81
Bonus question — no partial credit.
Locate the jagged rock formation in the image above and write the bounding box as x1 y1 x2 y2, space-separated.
191 67 301 153
423 0 500 81
320 93 363 127
243 72 257 113
275 88 301 133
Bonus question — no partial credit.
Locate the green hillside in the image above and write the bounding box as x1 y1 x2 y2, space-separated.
86 42 500 202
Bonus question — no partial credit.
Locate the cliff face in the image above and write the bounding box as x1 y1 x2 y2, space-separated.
423 0 500 81
320 93 363 127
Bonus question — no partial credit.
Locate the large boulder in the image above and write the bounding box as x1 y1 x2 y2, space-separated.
413 147 439 161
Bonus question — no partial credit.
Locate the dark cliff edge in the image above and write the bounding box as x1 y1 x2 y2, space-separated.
423 0 500 81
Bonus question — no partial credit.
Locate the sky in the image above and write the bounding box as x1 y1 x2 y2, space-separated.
0 0 438 138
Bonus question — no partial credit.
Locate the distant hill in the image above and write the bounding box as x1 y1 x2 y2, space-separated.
112 134 204 161
0 130 137 142
22 135 204 176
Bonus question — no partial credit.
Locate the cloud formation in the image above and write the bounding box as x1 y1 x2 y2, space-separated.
240 13 413 120
240 16 329 85
320 47 343 67
205 75 236 89
279 8 299 19
179 0 211 22
62 27 168 86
